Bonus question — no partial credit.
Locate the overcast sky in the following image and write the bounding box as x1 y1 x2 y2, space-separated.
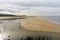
0 0 60 16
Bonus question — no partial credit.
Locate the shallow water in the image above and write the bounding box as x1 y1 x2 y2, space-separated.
42 16 60 25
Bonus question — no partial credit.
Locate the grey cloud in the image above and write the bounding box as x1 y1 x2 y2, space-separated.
10 1 60 7
0 8 5 11
17 7 32 10
0 0 57 7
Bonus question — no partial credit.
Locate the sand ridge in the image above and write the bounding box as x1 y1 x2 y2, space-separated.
21 17 60 33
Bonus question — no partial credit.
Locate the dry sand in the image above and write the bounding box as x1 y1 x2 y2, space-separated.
21 17 60 33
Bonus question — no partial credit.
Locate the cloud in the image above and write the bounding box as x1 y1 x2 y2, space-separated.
0 0 60 16
4 0 60 7
13 2 60 7
0 0 60 7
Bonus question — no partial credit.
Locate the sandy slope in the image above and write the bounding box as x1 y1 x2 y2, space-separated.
21 17 60 33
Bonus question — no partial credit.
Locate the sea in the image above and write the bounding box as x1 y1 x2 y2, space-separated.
42 16 60 25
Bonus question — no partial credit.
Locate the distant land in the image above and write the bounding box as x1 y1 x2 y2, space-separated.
0 13 16 16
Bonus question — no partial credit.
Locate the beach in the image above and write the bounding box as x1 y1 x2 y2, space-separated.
0 16 60 40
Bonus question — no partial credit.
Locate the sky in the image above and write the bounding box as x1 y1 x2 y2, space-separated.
0 0 60 16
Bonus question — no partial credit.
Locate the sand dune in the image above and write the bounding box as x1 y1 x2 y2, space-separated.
21 17 60 33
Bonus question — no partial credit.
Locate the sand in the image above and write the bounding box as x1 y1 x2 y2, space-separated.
21 17 60 33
